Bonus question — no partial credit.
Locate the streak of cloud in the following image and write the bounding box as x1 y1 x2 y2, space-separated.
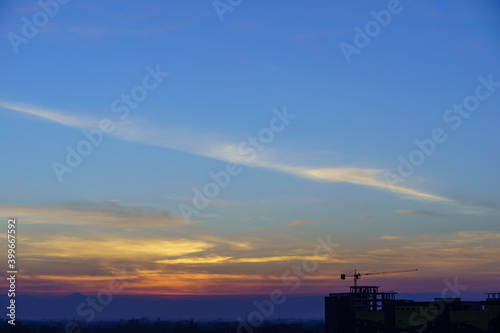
397 210 444 216
0 203 184 227
0 100 449 202
287 219 316 226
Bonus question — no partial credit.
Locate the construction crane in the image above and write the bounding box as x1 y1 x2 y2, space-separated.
341 268 418 287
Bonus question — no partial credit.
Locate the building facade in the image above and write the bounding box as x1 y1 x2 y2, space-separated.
325 288 500 333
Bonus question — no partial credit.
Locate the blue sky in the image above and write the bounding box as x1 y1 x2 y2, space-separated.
1 0 500 296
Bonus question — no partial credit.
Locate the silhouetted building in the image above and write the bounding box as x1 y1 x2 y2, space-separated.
325 288 500 333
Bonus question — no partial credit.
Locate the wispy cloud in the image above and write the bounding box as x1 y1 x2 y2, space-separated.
379 235 404 240
0 99 97 128
346 231 500 274
301 168 449 201
0 202 184 227
451 193 500 210
0 99 449 202
200 214 220 218
287 219 316 226
155 254 334 265
23 236 213 259
397 210 444 216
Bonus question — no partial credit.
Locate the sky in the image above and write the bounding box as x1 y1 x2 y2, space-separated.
0 0 500 299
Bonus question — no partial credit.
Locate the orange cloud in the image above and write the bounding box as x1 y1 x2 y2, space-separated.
22 236 213 259
397 210 443 216
287 220 316 226
0 204 183 227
